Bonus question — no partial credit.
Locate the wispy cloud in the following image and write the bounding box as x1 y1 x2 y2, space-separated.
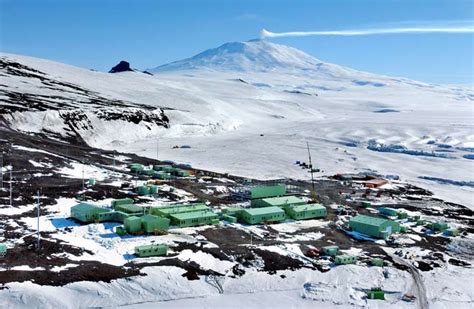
261 22 474 38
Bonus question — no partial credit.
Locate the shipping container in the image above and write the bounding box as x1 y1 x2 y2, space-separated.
135 244 168 257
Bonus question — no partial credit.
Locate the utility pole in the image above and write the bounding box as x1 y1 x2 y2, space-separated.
9 166 12 207
0 153 3 190
156 139 159 162
36 190 41 252
306 142 316 200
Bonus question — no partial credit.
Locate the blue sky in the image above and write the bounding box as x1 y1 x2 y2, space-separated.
1 0 473 83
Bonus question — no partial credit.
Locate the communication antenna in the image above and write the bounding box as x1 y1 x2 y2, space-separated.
36 190 41 252
156 139 159 162
306 142 316 200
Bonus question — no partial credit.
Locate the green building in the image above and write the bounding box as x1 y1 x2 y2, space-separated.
151 203 209 217
322 246 339 256
431 221 449 232
141 215 170 233
367 288 385 300
170 210 219 227
241 206 286 224
135 244 168 257
349 215 400 239
137 186 151 195
115 203 144 215
378 207 398 217
129 163 144 173
70 203 110 223
0 243 6 257
153 171 171 180
335 255 357 265
222 207 244 219
153 165 173 172
222 214 237 223
397 211 408 219
111 198 134 208
250 184 286 199
285 203 327 220
251 195 305 208
124 216 142 234
370 258 384 267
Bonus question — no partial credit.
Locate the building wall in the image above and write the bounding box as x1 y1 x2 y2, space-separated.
241 211 286 224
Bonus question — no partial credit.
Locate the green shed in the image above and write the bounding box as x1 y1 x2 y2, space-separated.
349 215 400 239
367 288 385 300
335 254 357 265
0 243 7 257
70 203 110 223
250 184 286 199
115 203 144 215
241 206 286 224
361 201 372 208
111 198 135 208
397 211 408 219
322 246 339 256
124 216 142 234
149 185 158 195
251 195 305 208
115 226 127 236
370 258 384 267
170 210 219 227
174 169 190 177
285 203 327 220
141 214 170 233
135 244 168 257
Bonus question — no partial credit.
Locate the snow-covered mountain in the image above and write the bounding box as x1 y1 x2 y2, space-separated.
1 40 473 207
150 39 325 72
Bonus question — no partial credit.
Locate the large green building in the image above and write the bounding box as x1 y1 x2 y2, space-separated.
151 203 209 217
124 216 142 234
250 184 286 199
70 203 110 223
349 215 400 239
141 215 170 233
241 206 286 224
285 203 327 220
251 195 306 208
111 198 134 208
170 210 219 227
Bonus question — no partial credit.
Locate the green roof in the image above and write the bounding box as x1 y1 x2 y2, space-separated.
0 243 6 253
291 203 326 212
260 196 305 206
72 203 109 213
142 214 168 223
153 203 208 215
116 204 143 213
170 210 217 220
242 206 285 216
350 215 389 227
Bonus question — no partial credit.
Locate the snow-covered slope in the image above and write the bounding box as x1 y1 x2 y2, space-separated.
1 40 473 207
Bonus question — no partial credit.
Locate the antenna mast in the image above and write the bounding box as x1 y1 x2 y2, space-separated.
306 142 316 198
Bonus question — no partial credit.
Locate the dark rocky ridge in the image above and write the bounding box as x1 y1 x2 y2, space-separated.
109 60 134 73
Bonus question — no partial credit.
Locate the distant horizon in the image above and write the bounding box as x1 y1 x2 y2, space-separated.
1 0 473 84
